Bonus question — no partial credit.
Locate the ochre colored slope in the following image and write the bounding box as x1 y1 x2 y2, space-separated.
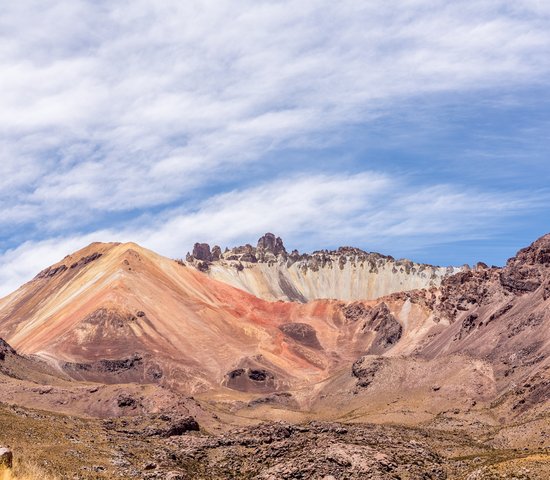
0 235 547 423
0 242 437 395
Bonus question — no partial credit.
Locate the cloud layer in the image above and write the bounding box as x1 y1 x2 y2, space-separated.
2 1 549 229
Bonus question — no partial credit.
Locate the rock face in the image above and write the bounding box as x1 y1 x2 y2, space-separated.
360 303 403 354
0 338 16 361
186 233 459 302
499 233 550 294
257 232 286 259
191 243 212 262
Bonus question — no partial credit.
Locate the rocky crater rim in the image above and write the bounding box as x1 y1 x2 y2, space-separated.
185 232 459 273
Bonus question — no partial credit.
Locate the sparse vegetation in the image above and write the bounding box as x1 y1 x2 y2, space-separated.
0 460 59 480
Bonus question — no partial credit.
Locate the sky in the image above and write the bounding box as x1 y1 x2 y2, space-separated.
0 0 549 296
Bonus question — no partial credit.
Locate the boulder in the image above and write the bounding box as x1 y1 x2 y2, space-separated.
162 416 199 437
143 416 199 438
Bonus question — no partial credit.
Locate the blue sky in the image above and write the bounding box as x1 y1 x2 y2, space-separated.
0 0 549 295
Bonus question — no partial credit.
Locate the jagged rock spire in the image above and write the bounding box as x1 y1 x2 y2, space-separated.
192 243 213 262
257 233 286 256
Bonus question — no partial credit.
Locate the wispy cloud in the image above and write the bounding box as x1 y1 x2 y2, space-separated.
1 1 549 233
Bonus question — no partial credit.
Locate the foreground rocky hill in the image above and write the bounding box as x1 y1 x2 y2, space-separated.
186 233 460 301
0 233 548 478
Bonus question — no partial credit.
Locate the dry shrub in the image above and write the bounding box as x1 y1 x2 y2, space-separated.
0 459 60 480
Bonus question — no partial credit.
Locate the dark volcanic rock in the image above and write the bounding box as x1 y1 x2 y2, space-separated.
499 269 542 294
62 352 164 384
455 313 480 341
192 243 212 262
499 233 550 294
435 268 498 323
162 417 200 437
352 356 389 388
361 303 402 353
211 245 222 261
257 233 286 257
508 233 550 266
35 264 68 279
80 308 138 329
278 322 322 349
35 251 103 279
0 338 16 361
195 261 210 272
117 394 138 408
342 302 372 322
248 369 270 382
224 367 277 393
70 252 103 269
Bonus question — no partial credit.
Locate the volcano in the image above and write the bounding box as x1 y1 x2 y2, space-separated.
0 234 548 478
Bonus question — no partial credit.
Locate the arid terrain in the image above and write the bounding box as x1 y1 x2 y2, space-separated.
0 233 548 479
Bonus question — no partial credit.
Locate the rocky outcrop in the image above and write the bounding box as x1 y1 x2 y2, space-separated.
0 338 16 361
500 234 550 294
224 367 277 393
435 267 499 324
69 252 103 269
342 302 372 322
191 243 212 262
352 356 389 388
278 323 322 349
35 263 68 279
257 233 286 260
360 303 402 353
435 233 550 325
144 416 200 437
211 245 222 261
35 251 103 279
63 351 163 384
186 233 458 302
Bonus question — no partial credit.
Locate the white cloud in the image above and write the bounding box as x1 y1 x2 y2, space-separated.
0 0 549 231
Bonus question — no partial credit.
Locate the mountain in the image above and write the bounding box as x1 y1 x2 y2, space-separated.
1 234 547 417
0 233 548 478
185 233 459 302
0 241 436 397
